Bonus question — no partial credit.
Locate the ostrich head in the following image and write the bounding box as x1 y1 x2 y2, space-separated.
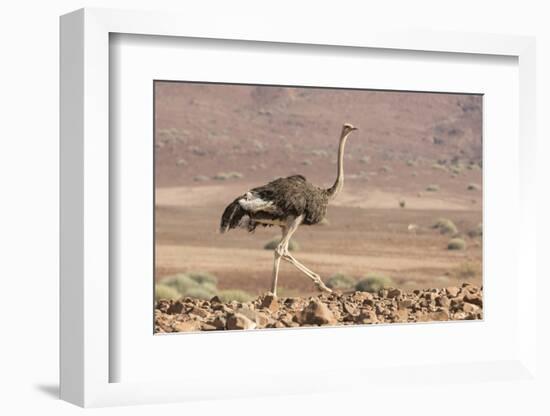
341 123 358 138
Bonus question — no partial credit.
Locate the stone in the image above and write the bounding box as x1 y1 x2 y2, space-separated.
436 295 451 308
343 302 358 315
156 300 171 313
226 313 257 330
446 287 460 297
463 293 483 307
189 306 210 318
261 293 279 312
463 303 481 314
429 309 450 321
172 320 201 332
387 288 402 299
359 309 379 324
167 301 186 314
398 299 414 309
392 309 409 322
208 316 226 330
298 299 337 325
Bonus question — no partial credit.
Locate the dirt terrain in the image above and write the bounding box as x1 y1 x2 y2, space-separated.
155 284 483 333
154 82 482 300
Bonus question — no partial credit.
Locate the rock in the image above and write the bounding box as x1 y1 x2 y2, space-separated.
155 285 483 332
398 299 414 309
343 302 358 315
156 300 171 313
387 288 402 299
392 309 409 322
189 306 210 318
226 313 257 330
446 287 460 297
298 299 337 325
357 309 378 324
167 301 186 314
429 309 450 321
261 293 279 312
463 303 481 314
208 316 226 330
172 320 201 332
463 293 483 307
453 311 467 320
436 295 451 308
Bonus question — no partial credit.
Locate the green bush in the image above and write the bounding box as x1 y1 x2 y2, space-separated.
448 238 466 250
185 286 217 300
161 272 219 298
355 274 393 293
186 271 218 286
162 274 201 293
433 218 458 235
264 238 299 251
326 273 356 290
218 289 254 303
426 184 440 192
155 284 180 301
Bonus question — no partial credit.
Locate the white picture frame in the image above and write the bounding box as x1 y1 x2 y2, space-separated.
60 7 538 408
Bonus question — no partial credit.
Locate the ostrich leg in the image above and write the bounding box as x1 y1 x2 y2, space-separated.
282 251 332 293
281 217 332 293
271 226 288 296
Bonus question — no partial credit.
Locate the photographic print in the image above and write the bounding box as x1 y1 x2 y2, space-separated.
154 82 483 333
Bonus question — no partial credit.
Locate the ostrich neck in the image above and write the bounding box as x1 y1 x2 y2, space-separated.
327 134 349 199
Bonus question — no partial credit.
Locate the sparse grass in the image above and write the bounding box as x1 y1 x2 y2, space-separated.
431 163 447 171
264 238 299 251
449 165 462 175
426 184 440 192
448 238 466 250
326 273 357 290
380 165 392 173
406 159 416 167
193 175 209 182
433 218 458 235
213 171 243 180
360 156 370 164
355 274 394 293
399 199 406 208
311 149 328 157
302 159 312 166
218 289 254 303
467 183 481 191
155 284 180 301
176 158 187 166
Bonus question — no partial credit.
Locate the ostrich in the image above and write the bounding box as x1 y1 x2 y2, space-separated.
220 123 358 296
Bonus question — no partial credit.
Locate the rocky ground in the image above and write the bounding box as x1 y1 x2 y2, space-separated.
155 283 483 333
